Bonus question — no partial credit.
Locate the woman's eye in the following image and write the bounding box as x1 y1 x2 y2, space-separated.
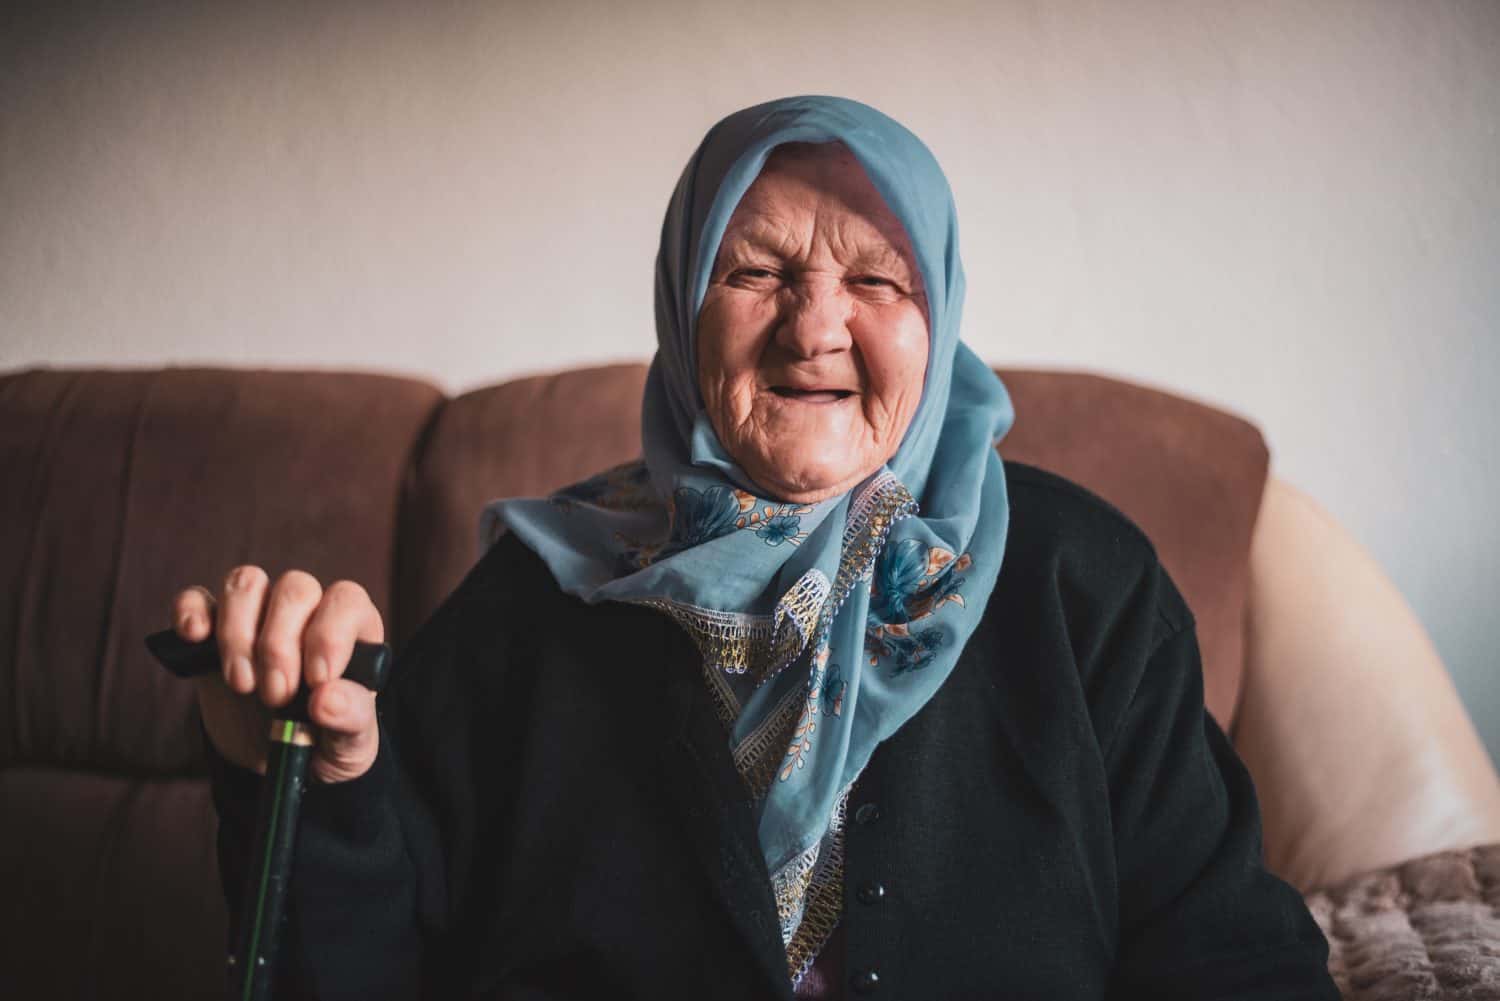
729 267 778 285
851 275 894 288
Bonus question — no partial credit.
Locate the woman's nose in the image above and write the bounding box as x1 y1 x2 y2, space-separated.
776 282 853 358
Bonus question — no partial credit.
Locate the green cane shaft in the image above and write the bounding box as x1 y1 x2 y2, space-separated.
230 720 314 1001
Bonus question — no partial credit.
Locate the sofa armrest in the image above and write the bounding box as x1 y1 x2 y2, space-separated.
1233 477 1500 891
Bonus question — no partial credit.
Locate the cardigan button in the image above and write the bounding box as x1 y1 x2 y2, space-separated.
850 968 881 994
856 881 886 905
853 802 882 826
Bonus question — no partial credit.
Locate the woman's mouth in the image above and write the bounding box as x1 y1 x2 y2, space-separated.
770 387 855 404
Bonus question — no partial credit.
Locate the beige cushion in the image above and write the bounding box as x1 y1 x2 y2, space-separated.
1236 478 1500 890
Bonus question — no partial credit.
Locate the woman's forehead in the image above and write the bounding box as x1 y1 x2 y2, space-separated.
739 142 885 215
720 142 916 262
762 140 857 169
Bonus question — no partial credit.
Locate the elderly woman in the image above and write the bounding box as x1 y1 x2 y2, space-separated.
178 97 1338 999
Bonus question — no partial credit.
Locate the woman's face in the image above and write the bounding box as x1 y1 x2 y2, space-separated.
697 144 929 504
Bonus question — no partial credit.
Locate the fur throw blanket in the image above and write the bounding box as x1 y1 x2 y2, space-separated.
1304 842 1500 1000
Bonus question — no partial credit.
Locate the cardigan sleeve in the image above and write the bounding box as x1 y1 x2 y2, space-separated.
1104 619 1339 999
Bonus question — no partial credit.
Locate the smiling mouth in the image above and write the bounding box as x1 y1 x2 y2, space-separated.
770 387 855 403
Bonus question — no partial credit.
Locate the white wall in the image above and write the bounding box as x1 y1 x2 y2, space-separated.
4 0 1497 761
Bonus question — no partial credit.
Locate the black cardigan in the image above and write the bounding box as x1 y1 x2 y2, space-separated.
211 461 1338 1000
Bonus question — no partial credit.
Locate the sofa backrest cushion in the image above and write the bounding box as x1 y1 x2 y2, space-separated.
996 370 1269 727
393 362 652 650
0 368 444 774
400 363 1267 727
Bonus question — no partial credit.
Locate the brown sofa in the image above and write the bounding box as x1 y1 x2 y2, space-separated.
3 363 1498 999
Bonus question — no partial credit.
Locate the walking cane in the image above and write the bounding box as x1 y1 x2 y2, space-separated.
145 628 393 1001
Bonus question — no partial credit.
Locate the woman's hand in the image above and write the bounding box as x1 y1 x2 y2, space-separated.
173 566 384 783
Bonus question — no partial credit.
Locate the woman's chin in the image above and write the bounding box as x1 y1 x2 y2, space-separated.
743 455 875 504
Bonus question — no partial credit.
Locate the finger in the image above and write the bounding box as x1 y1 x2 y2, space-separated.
192 674 268 775
308 677 377 738
308 679 378 783
218 566 269 695
172 585 217 644
302 579 385 686
254 569 324 709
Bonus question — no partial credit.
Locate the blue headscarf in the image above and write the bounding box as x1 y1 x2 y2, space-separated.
480 95 1013 982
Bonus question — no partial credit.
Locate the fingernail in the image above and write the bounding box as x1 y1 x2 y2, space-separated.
306 655 328 685
178 611 195 635
265 670 286 704
322 688 346 716
232 656 254 692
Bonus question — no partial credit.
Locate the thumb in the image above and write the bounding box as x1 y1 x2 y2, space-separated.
307 679 379 783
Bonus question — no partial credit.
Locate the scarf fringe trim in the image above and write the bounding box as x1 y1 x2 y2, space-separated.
634 568 830 682
781 787 850 986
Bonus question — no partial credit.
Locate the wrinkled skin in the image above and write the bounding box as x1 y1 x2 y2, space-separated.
697 142 930 504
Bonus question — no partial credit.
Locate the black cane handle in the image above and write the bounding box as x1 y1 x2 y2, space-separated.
144 629 392 723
